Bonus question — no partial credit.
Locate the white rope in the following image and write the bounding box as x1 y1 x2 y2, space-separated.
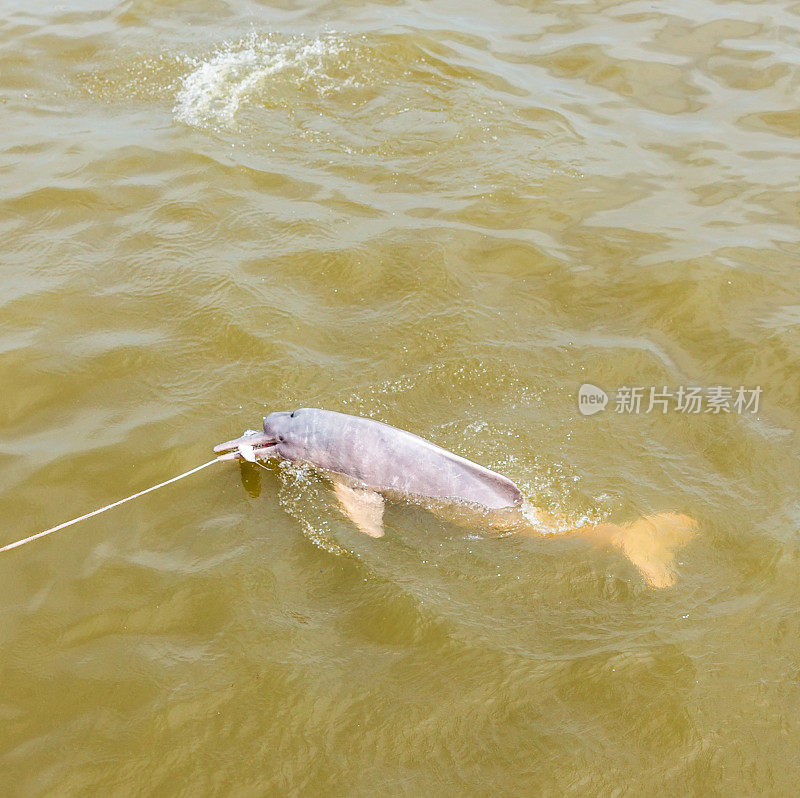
0 458 221 554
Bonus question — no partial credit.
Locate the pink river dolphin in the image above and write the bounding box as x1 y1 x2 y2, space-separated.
214 408 696 588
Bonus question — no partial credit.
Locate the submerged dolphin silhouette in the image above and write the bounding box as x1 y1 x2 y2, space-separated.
214 408 696 587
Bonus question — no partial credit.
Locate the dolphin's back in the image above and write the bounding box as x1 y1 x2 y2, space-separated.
278 408 523 510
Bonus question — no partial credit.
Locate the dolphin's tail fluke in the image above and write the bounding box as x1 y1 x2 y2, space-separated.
597 512 697 588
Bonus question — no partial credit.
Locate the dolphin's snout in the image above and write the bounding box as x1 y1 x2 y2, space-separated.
213 431 277 461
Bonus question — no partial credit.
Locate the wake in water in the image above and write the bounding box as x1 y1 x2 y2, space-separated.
273 460 354 558
174 32 359 128
169 29 517 165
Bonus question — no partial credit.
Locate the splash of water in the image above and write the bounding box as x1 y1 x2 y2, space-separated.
174 32 355 128
275 460 353 557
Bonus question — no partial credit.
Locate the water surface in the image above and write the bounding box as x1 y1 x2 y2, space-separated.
2 0 800 793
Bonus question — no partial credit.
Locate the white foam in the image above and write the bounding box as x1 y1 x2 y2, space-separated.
174 33 353 128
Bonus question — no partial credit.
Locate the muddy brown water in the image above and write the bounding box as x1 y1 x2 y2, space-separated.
2 0 800 793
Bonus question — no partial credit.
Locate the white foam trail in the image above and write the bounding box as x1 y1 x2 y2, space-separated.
174 33 353 128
